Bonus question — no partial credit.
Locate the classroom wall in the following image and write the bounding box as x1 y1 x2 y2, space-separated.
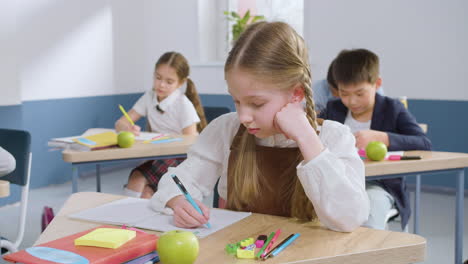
304 0 468 101
0 0 467 206
0 1 20 106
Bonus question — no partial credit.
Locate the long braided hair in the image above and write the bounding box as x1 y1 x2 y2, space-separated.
224 22 319 221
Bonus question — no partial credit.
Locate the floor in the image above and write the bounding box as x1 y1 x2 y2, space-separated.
0 166 467 264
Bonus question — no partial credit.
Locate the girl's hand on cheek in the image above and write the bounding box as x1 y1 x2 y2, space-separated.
275 102 313 141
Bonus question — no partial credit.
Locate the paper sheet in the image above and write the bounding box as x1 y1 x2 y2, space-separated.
69 197 251 238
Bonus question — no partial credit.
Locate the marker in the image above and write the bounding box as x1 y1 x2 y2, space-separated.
256 232 275 259
388 155 421 161
118 104 135 126
263 233 300 260
261 229 281 258
261 234 294 260
171 175 211 228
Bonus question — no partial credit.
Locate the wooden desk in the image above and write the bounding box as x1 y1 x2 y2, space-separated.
37 192 426 264
365 150 468 264
62 131 197 193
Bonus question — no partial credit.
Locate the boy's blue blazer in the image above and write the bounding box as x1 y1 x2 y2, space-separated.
319 93 432 229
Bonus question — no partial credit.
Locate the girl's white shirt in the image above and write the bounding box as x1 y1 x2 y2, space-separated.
132 89 200 134
149 112 370 232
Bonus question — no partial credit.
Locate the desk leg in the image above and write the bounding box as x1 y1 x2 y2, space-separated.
71 166 79 193
455 169 464 264
414 174 421 234
96 164 101 192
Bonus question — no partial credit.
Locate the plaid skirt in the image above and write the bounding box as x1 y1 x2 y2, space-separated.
131 158 185 192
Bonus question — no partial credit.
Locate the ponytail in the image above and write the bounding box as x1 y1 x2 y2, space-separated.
185 78 207 132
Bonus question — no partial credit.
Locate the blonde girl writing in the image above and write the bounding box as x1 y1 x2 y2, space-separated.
149 23 369 232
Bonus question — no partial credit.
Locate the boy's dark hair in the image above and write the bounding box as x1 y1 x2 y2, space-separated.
332 49 379 86
326 60 337 90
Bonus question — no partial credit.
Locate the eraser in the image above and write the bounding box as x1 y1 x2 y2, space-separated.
255 240 264 248
236 247 255 259
240 238 254 247
225 243 239 254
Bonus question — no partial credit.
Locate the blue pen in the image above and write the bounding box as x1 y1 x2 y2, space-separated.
266 233 300 259
171 174 211 228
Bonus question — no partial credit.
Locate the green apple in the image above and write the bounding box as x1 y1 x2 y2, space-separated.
157 230 199 264
117 131 135 148
365 141 388 161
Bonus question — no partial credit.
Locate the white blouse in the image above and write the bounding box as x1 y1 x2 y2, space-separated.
150 112 369 232
132 89 200 134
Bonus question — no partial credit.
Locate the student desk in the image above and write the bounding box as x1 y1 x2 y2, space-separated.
62 134 197 193
37 192 426 264
365 150 468 264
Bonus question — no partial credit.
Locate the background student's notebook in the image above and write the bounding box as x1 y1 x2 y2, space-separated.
3 225 158 264
69 197 252 238
72 131 119 151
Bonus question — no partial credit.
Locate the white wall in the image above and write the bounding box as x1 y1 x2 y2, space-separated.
111 0 146 94
0 1 20 106
140 1 201 92
304 0 468 101
2 0 466 104
17 0 114 101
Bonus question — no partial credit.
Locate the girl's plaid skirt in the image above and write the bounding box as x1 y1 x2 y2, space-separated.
131 158 185 192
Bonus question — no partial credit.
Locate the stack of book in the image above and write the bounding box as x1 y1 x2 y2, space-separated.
3 225 159 264
48 131 118 151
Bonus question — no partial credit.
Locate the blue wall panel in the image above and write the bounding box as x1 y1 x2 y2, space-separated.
405 99 468 189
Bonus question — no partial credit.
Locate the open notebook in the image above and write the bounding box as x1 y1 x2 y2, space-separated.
69 197 251 238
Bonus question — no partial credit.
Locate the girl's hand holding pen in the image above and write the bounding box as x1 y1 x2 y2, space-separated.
167 195 211 228
130 125 141 136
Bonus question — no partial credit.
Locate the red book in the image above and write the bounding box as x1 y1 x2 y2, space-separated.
3 225 158 264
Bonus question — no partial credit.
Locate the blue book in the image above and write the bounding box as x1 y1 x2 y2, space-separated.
124 251 159 264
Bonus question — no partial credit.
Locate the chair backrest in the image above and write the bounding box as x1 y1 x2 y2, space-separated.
0 129 31 186
203 106 231 123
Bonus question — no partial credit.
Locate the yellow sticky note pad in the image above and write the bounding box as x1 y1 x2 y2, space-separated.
74 228 136 249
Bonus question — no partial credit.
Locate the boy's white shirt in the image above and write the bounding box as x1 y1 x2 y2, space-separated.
344 110 371 134
149 112 369 232
132 89 200 134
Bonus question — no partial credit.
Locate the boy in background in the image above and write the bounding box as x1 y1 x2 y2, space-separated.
319 48 431 230
313 55 384 113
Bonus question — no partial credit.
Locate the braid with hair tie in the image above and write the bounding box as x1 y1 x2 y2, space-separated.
301 66 318 132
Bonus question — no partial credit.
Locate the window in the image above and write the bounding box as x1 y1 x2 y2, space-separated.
197 0 304 63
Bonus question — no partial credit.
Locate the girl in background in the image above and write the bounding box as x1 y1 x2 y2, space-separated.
115 51 207 198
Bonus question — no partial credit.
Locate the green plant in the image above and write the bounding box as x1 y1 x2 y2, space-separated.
224 10 265 42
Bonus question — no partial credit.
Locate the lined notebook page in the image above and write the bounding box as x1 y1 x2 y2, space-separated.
69 197 251 238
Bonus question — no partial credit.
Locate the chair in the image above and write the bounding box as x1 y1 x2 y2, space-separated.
203 106 231 123
385 208 409 232
0 129 32 254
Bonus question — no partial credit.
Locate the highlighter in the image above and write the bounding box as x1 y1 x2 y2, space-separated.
118 104 135 126
388 155 421 161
